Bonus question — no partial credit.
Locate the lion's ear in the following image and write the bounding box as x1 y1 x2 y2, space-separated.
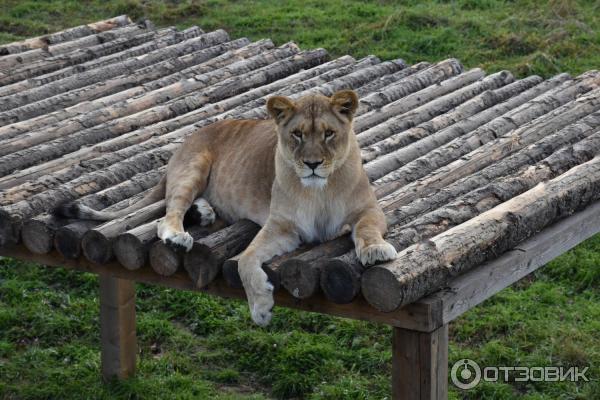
267 96 295 123
330 90 358 120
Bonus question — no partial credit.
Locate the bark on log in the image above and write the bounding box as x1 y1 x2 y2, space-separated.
0 26 203 103
0 50 330 206
21 189 151 255
356 70 514 148
362 155 600 312
0 26 173 86
0 29 226 112
0 23 151 75
354 59 464 127
0 37 260 136
375 72 600 199
355 62 430 97
62 200 165 262
0 15 131 55
0 23 166 85
361 74 542 164
112 219 160 270
322 122 600 304
0 42 293 163
363 74 569 180
183 220 260 288
149 219 228 276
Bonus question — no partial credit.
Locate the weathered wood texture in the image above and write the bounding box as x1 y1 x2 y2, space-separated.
1 19 600 325
99 274 137 380
392 325 448 400
362 156 600 312
0 15 131 55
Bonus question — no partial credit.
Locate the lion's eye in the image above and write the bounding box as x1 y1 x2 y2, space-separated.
291 130 302 140
325 129 335 140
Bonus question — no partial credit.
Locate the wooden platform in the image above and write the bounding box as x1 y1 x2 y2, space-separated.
2 16 600 399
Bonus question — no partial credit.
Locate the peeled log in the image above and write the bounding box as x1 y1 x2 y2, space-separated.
364 74 569 180
0 15 131 55
183 220 260 288
362 155 600 312
0 29 227 112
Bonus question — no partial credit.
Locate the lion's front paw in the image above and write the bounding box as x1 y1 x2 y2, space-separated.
239 265 274 327
161 230 194 252
357 241 397 266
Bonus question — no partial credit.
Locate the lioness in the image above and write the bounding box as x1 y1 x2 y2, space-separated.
64 90 397 325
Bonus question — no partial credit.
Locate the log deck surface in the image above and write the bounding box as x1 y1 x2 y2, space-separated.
2 16 600 400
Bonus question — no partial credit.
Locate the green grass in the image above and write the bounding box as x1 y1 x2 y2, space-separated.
1 0 600 398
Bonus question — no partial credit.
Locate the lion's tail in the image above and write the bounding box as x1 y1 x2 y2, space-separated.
54 176 166 221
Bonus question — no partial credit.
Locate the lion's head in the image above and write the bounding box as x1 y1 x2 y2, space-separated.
266 90 359 188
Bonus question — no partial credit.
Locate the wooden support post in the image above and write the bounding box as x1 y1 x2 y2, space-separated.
99 274 137 380
392 324 448 400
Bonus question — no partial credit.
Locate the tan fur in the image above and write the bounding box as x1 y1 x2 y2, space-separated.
73 90 397 325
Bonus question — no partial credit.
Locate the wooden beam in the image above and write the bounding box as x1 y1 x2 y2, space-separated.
99 274 137 380
392 324 448 400
424 198 600 325
0 244 441 331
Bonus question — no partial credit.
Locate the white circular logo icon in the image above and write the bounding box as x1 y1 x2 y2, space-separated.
451 359 481 390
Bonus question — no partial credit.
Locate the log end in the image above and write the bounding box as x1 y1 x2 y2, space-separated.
361 265 403 312
82 230 113 264
320 259 362 304
0 211 20 248
54 226 83 260
149 240 182 276
222 258 243 289
113 233 146 270
21 219 54 254
279 258 321 299
183 242 220 288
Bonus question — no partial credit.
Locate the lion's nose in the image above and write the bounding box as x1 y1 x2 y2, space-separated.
304 160 323 170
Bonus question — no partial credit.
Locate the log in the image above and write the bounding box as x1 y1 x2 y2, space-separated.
363 73 570 180
355 59 464 124
361 74 542 164
0 15 131 55
0 22 151 74
183 220 260 288
362 155 600 312
0 53 342 192
0 42 294 162
0 37 264 138
0 25 172 86
0 29 227 112
355 70 514 148
112 219 160 270
0 26 203 100
21 189 152 255
286 109 600 303
148 219 228 276
58 200 164 262
375 72 600 199
322 124 600 304
356 62 430 95
0 49 329 206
